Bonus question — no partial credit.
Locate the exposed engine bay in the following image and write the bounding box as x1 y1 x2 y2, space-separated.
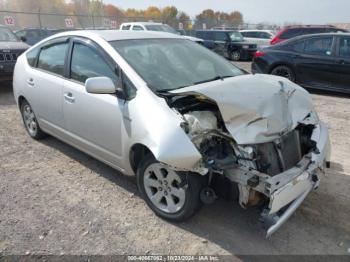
170 94 316 176
161 89 330 237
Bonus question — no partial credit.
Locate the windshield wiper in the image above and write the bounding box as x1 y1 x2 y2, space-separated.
193 75 233 85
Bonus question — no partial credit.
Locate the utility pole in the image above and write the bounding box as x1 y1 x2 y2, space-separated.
38 8 42 29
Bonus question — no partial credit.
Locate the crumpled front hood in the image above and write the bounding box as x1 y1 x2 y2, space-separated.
171 74 315 145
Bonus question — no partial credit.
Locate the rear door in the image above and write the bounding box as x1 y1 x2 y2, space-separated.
293 36 337 89
62 37 125 168
27 37 69 132
332 36 350 92
196 31 215 50
213 31 229 56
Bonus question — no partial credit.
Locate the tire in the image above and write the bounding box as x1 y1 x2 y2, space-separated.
137 154 205 222
20 100 47 140
270 65 296 82
230 51 241 61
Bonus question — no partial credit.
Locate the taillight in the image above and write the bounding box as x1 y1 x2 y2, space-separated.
254 51 265 58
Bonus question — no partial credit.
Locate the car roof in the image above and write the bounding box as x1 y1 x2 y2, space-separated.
120 22 163 26
283 25 337 29
51 30 183 42
275 32 350 46
196 30 238 32
240 29 273 32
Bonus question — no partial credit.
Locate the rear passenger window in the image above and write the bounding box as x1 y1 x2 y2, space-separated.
37 42 68 76
196 31 213 40
132 25 144 31
339 37 350 58
304 37 333 56
121 25 131 30
214 32 228 41
258 32 272 39
291 41 305 52
70 43 118 84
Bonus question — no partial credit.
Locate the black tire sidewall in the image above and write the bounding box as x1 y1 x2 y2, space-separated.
137 155 205 222
271 65 296 82
231 51 241 61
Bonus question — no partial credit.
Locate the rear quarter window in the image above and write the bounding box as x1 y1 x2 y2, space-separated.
26 47 40 67
37 42 69 76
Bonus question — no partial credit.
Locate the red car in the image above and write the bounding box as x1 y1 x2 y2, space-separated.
270 25 347 45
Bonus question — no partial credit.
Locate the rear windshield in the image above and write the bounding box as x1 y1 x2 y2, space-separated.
145 24 178 34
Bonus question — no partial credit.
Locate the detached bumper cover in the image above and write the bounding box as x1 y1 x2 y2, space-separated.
263 122 330 237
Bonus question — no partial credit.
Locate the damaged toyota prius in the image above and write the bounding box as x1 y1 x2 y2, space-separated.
13 31 331 237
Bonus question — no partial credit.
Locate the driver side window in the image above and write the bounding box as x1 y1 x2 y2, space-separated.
70 43 118 84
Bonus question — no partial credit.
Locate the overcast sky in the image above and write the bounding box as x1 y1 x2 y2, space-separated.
105 0 350 24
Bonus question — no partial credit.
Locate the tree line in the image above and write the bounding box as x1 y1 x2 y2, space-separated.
1 0 244 29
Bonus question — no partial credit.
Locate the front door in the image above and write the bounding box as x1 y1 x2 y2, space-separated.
62 39 124 169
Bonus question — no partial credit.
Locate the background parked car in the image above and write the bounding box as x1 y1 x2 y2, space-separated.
270 25 347 45
195 30 257 61
15 28 69 46
119 22 202 43
0 25 29 81
240 30 275 47
252 33 350 94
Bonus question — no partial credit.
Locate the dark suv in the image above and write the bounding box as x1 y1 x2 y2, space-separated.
271 25 347 45
0 25 29 81
195 30 257 61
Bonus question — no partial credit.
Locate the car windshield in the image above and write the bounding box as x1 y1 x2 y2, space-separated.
0 27 18 42
110 39 244 92
229 32 244 42
145 24 178 34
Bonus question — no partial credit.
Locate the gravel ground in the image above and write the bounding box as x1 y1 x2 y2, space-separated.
1 64 350 256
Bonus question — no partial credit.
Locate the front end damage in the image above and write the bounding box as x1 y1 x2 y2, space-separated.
160 75 331 237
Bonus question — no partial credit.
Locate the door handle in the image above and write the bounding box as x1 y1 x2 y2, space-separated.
64 92 75 103
336 59 345 65
26 78 34 86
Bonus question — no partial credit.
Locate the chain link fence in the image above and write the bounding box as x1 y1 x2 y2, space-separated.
0 10 166 30
0 10 280 33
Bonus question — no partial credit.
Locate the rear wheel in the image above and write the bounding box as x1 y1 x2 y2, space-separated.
137 155 205 221
20 100 47 140
270 65 296 82
230 51 241 61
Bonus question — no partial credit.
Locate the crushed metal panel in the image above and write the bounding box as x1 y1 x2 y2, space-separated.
171 74 314 145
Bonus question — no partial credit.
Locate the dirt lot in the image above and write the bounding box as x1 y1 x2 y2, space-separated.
1 63 350 256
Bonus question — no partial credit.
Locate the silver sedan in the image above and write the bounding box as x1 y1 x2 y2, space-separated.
13 30 331 237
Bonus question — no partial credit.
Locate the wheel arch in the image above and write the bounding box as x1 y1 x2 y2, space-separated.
129 143 154 174
18 95 27 109
268 62 296 75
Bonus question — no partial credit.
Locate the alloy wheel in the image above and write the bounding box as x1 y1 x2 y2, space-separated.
143 163 186 214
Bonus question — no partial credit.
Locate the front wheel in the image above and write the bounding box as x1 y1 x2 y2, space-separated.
137 155 205 221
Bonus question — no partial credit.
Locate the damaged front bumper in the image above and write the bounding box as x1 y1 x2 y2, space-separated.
225 121 331 237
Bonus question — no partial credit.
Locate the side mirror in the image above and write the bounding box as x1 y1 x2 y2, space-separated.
20 36 27 42
85 77 116 94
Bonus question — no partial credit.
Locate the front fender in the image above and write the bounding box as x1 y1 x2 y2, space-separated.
124 87 203 172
